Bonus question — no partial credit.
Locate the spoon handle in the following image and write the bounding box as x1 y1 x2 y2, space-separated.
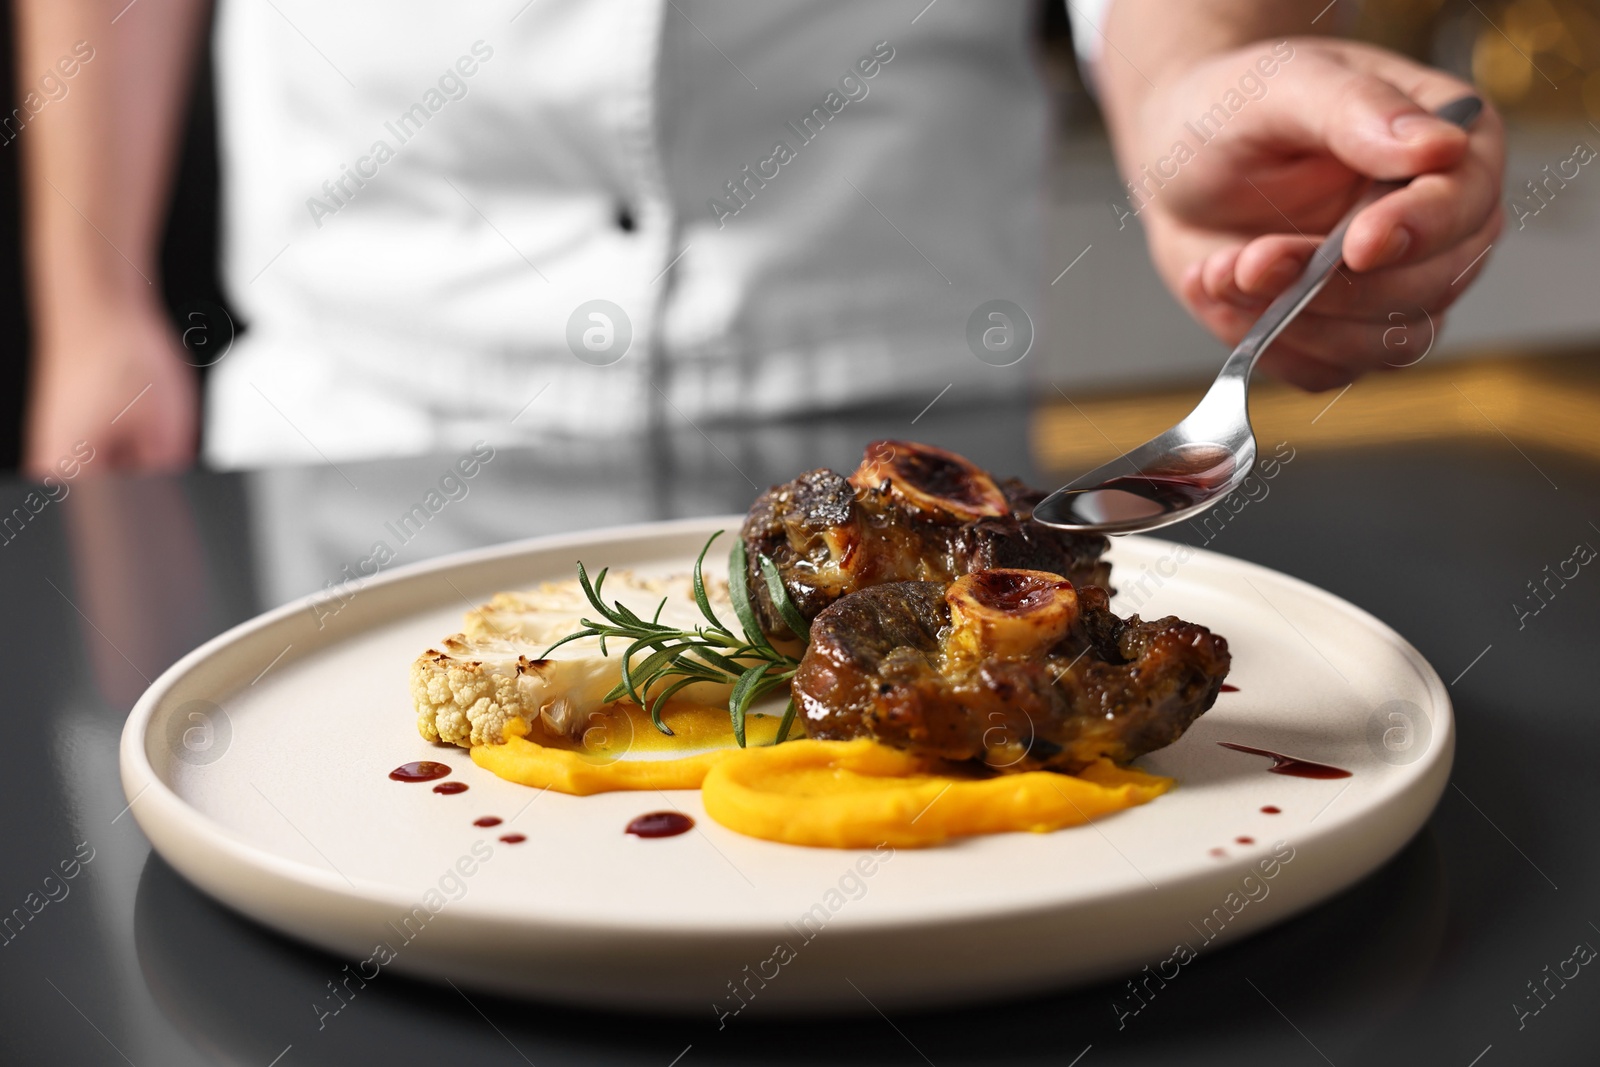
1217 95 1483 380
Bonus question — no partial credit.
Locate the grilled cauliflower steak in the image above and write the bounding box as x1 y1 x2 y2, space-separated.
793 570 1230 773
413 572 734 747
741 440 1111 640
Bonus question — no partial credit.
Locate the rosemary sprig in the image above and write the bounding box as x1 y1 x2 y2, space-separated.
540 532 805 746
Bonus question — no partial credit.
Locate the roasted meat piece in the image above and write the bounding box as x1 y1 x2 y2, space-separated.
741 441 1111 640
792 570 1230 773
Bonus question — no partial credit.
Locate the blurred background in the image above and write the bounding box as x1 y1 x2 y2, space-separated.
1032 0 1600 476
1 0 1597 474
4 8 1598 1064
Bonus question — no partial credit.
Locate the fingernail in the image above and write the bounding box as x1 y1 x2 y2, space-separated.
1377 227 1412 266
1390 112 1450 143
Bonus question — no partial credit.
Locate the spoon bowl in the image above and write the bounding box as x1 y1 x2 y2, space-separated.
1033 95 1483 535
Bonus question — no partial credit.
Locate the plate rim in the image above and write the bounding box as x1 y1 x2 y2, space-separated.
120 514 1454 939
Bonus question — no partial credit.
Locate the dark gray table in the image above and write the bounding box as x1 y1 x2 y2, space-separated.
2 398 1596 1066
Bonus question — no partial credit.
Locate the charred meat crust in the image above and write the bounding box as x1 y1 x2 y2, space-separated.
792 582 1230 773
740 468 859 627
740 463 1111 640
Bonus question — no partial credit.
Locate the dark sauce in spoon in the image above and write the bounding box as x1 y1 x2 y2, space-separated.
1095 471 1223 511
1218 742 1351 779
1042 445 1237 528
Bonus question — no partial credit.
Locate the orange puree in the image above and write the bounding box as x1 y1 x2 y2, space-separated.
470 705 1171 848
700 740 1171 848
469 704 778 796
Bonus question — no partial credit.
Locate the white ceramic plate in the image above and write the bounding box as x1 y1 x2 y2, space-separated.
121 516 1452 1013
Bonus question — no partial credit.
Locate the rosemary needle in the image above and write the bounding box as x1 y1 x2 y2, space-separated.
541 532 805 746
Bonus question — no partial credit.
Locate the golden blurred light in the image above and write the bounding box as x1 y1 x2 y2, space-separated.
1033 352 1600 475
1363 0 1600 120
1585 68 1600 118
1475 31 1535 102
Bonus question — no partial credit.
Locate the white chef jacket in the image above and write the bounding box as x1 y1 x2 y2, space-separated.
206 1 1076 469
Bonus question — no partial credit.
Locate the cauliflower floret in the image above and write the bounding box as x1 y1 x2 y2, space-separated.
411 571 735 748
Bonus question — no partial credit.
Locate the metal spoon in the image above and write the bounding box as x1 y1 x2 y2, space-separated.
1032 95 1483 535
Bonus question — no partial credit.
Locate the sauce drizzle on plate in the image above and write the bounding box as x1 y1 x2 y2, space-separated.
1218 742 1351 779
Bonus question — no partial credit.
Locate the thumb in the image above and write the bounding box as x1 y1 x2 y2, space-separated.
1262 58 1471 181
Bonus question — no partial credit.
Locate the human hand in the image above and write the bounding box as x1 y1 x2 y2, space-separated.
24 299 199 478
1120 38 1505 390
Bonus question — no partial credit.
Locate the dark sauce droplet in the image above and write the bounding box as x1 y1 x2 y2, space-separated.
389 761 451 782
626 811 695 838
1261 805 1281 814
1236 836 1255 845
474 816 503 828
499 833 526 844
1218 742 1352 779
1209 847 1226 858
432 781 468 795
1220 684 1240 693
